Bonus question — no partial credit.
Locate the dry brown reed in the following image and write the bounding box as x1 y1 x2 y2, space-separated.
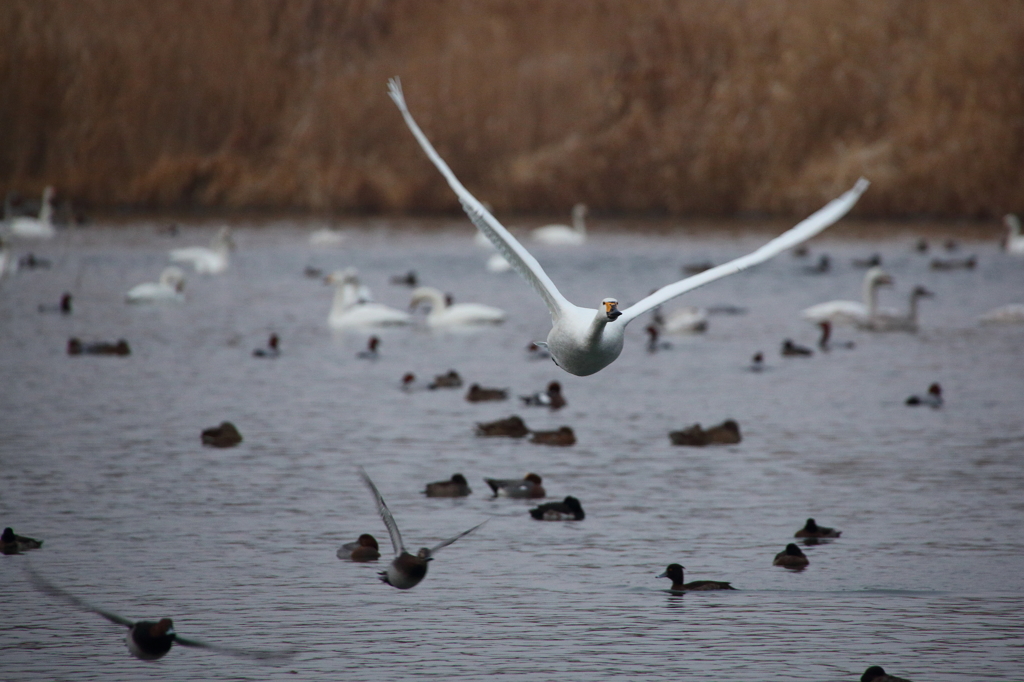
1 0 1022 217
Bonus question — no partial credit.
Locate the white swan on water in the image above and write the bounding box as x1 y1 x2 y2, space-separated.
532 203 587 245
326 268 412 329
388 78 869 376
801 266 892 326
169 226 233 274
8 186 56 239
409 286 506 327
126 267 186 303
862 285 933 332
1003 214 1024 255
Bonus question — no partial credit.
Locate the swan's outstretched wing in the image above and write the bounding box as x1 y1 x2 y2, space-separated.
358 468 406 557
26 567 135 628
428 520 487 555
619 178 870 325
388 78 571 321
175 634 298 661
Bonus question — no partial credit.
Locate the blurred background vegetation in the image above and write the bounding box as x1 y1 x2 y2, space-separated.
1 0 1022 218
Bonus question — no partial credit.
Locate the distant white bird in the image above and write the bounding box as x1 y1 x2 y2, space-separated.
309 227 346 247
8 186 56 239
409 286 506 327
169 226 233 274
532 203 587 245
801 267 893 326
326 268 412 329
125 266 186 303
1003 214 1024 255
485 252 512 272
0 237 13 279
979 303 1024 324
388 77 868 375
862 285 933 332
660 306 709 334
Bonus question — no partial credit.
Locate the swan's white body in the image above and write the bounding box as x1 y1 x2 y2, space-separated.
485 252 512 272
979 303 1024 324
309 228 346 247
410 286 506 327
0 238 13 279
126 266 186 303
662 306 709 334
532 204 587 245
861 286 932 332
1004 214 1024 255
327 269 412 329
8 187 56 239
169 226 232 274
801 267 893 325
388 78 870 376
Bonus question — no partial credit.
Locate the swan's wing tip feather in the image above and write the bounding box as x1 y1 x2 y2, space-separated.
387 77 405 108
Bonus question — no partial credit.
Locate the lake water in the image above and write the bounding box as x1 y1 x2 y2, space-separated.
2 217 1022 681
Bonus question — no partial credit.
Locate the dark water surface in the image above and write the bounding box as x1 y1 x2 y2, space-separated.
2 219 1022 681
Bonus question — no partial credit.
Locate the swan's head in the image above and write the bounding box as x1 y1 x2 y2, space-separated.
1005 214 1021 235
325 268 360 287
911 286 934 300
572 203 587 219
160 266 186 291
42 186 56 202
602 298 622 321
865 267 893 288
214 226 235 250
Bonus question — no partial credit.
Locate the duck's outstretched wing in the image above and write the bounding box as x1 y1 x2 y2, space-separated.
428 520 487 555
388 78 572 322
358 468 406 557
175 634 298 661
26 566 135 628
619 178 870 325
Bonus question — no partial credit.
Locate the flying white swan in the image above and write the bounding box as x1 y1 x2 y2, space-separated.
169 226 233 274
861 285 933 332
388 78 870 376
1003 214 1024 255
125 266 186 303
532 203 587 245
409 286 506 326
801 266 892 326
326 268 412 328
8 186 56 239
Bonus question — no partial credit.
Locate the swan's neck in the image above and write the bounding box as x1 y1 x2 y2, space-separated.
38 195 53 225
907 293 923 322
573 209 587 235
416 288 448 313
583 310 612 348
332 282 360 315
1008 215 1022 238
865 281 883 315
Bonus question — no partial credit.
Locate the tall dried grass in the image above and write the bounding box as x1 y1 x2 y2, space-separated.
1 0 1022 217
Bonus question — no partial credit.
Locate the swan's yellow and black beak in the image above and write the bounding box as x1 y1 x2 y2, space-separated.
604 299 622 321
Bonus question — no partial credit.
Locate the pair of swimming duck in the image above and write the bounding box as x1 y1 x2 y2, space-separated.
475 415 577 445
773 519 843 569
422 472 548 498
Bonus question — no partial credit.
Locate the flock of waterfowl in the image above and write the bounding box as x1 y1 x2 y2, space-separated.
4 79 1022 680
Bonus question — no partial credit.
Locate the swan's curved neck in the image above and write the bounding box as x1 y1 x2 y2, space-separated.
414 288 449 313
907 292 924 321
332 281 361 314
573 208 587 235
584 309 612 347
38 194 54 224
864 279 883 315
